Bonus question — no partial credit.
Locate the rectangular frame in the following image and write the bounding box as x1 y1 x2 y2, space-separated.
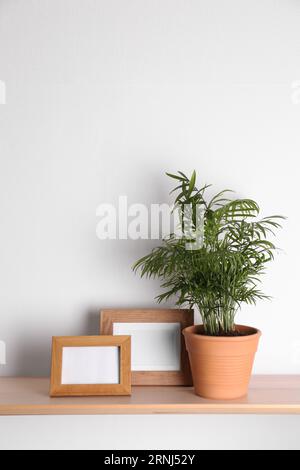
50 336 131 397
100 309 194 386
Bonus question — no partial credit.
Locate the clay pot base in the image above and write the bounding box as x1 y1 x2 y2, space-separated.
183 325 261 400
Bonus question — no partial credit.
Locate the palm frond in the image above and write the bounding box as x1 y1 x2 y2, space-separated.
133 171 285 335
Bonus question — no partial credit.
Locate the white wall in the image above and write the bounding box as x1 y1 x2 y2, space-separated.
0 415 300 450
0 0 299 375
1 0 300 452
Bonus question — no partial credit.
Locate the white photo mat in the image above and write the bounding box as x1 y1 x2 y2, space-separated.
61 346 120 385
113 322 181 371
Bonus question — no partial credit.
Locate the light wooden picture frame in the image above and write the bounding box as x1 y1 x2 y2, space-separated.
50 336 131 397
100 309 194 386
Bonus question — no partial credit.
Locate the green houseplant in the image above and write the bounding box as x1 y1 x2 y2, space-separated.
133 171 285 399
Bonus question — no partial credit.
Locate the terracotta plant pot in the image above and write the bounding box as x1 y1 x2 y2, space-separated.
183 325 261 400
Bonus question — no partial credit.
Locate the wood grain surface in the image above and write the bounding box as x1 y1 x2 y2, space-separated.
0 376 299 415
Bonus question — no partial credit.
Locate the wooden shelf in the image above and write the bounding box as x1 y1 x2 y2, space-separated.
0 376 299 415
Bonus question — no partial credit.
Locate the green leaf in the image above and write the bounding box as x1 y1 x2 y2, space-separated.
208 189 234 209
187 170 196 198
133 170 285 336
177 171 189 180
166 172 185 181
169 184 183 195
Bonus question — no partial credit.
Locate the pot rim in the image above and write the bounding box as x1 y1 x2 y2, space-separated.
183 324 261 342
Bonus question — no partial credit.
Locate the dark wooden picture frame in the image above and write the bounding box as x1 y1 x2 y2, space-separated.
50 336 131 397
100 309 194 386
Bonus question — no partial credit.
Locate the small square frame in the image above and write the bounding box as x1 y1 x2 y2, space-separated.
50 336 131 397
100 309 194 386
